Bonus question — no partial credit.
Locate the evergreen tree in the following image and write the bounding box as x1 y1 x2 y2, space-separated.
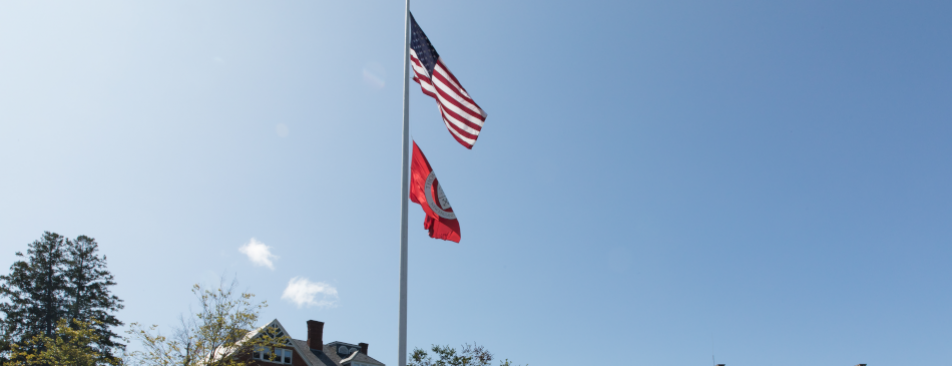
0 232 124 364
0 232 69 357
63 235 124 360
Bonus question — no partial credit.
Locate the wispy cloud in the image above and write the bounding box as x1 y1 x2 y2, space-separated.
281 277 339 308
238 238 277 270
362 62 386 90
363 69 385 90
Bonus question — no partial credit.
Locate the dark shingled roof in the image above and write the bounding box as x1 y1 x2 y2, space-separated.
289 339 385 366
339 349 386 366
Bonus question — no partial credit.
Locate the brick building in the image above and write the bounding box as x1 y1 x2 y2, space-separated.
243 319 385 366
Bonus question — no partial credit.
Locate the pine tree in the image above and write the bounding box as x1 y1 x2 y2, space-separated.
0 232 124 364
0 232 69 358
63 235 125 361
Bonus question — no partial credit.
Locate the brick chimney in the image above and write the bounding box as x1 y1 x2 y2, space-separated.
306 320 324 350
359 343 369 355
856 364 866 366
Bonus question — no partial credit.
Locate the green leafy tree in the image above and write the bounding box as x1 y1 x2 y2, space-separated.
0 232 124 364
409 344 524 366
8 319 120 366
126 281 289 366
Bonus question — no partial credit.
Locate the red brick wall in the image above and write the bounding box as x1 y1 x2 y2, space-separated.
291 349 309 366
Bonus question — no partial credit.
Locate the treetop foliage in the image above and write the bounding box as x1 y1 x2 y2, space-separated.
8 319 119 366
126 280 290 366
410 343 523 366
0 231 124 364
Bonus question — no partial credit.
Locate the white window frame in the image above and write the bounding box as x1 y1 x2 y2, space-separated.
253 346 292 364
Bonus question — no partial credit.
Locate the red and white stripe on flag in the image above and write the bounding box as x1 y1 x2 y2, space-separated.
409 13 487 149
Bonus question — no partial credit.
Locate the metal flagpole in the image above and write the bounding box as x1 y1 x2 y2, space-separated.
398 0 411 366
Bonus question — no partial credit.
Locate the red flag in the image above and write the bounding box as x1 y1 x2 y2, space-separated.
410 141 461 243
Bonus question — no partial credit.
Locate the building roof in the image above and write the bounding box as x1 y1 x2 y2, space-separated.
286 340 385 366
330 345 385 366
339 350 385 366
249 319 385 366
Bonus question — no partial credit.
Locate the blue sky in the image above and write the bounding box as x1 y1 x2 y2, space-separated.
1 1 950 365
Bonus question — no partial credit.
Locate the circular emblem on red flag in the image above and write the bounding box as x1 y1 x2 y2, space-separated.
424 172 456 220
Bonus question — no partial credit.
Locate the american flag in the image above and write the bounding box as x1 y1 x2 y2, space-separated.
409 13 487 149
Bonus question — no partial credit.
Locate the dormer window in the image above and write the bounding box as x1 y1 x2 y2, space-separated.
253 346 292 364
339 345 360 355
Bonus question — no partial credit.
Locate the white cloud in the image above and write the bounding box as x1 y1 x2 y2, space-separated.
282 277 339 308
238 238 277 270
